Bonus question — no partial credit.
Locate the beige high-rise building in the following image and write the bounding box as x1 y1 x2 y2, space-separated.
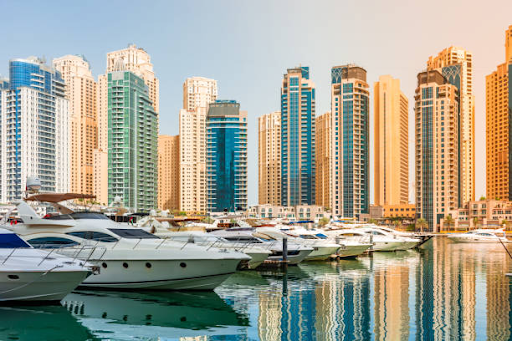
53 55 97 196
179 107 208 213
258 111 281 205
183 77 218 111
374 75 409 206
427 46 474 204
106 44 159 112
158 135 179 211
315 112 331 209
486 26 512 200
415 70 460 231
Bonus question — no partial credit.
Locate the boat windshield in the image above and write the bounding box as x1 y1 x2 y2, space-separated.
108 228 160 239
0 233 31 248
45 212 110 220
315 233 328 239
299 235 318 239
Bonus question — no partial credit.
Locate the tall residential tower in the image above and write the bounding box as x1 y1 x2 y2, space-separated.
280 66 315 206
158 135 180 211
374 75 409 206
258 111 281 205
315 111 332 209
331 65 370 218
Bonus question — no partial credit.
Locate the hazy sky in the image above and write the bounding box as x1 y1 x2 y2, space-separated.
1 0 511 204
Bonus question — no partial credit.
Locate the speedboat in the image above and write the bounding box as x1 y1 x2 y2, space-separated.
293 229 372 258
447 229 511 243
6 193 249 290
0 228 93 302
324 228 418 252
263 227 341 261
210 229 313 265
149 230 271 269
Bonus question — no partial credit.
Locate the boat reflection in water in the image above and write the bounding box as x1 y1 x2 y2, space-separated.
63 290 249 340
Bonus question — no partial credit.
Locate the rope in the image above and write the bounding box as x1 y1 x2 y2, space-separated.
0 265 63 295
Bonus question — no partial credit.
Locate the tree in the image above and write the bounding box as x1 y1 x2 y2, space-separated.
368 218 377 224
444 215 455 230
502 219 508 228
416 218 428 233
202 216 214 224
318 217 330 227
472 217 479 229
393 219 401 230
479 196 486 201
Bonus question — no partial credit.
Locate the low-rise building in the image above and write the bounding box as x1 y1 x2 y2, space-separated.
247 204 330 220
445 199 512 229
370 204 416 219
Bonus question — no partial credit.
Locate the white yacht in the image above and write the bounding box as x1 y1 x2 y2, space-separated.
210 229 313 265
0 228 93 302
324 227 419 252
447 229 511 243
150 230 271 269
6 194 249 290
255 227 340 261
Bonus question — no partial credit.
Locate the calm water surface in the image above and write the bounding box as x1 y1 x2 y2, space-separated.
2 237 512 340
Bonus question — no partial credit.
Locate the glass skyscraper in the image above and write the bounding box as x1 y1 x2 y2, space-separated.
280 66 316 207
206 100 248 212
107 71 157 211
0 57 69 202
331 65 370 218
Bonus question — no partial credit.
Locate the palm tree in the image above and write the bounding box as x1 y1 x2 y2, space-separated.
472 217 479 229
393 219 401 230
416 218 428 233
444 215 455 230
318 217 330 227
368 218 377 224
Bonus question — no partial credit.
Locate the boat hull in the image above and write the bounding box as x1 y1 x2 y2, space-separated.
0 270 90 302
305 246 340 261
243 252 269 269
337 244 372 258
267 249 312 265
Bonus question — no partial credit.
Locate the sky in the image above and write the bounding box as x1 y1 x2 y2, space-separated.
1 0 511 205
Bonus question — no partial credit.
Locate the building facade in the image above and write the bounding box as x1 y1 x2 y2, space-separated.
486 26 512 200
415 70 460 231
0 57 69 202
157 135 179 211
280 66 316 206
447 199 512 229
107 71 157 210
427 46 475 204
179 107 207 213
206 100 248 212
258 111 281 205
315 111 331 209
331 65 370 218
247 204 330 220
183 77 217 111
53 55 97 196
374 75 409 206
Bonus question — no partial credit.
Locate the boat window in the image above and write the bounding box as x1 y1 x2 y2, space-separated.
70 212 110 220
299 235 317 239
108 229 160 239
223 236 262 243
29 237 79 249
66 231 119 242
315 233 328 239
367 231 385 236
477 233 493 237
0 233 31 248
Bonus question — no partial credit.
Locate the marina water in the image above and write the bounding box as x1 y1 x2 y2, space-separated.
2 237 511 340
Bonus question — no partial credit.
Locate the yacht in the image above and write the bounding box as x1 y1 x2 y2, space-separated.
324 228 418 252
447 229 511 243
282 227 371 258
254 227 340 261
0 228 93 302
150 230 271 269
210 229 313 265
6 193 250 290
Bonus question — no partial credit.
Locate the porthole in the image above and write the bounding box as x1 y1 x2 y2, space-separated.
123 262 129 269
102 262 108 269
145 262 152 269
180 262 187 268
7 275 19 280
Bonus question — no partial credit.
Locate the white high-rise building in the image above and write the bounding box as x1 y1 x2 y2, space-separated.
183 77 218 111
0 57 69 202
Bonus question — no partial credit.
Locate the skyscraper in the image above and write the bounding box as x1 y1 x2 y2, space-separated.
374 75 409 206
0 57 69 202
486 26 512 200
53 55 97 196
280 66 315 206
315 111 331 209
183 77 218 111
158 135 179 211
415 70 459 231
427 46 474 204
179 77 217 214
258 111 281 205
206 100 248 212
331 65 370 218
179 107 208 213
107 71 157 210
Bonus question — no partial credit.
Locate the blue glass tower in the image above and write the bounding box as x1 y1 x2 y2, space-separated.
206 100 248 212
280 66 315 207
331 65 370 218
0 57 67 202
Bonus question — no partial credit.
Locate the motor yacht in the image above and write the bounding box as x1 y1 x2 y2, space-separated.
0 228 93 302
6 193 249 290
254 227 340 261
149 229 271 269
324 228 418 252
210 229 313 265
447 229 511 243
